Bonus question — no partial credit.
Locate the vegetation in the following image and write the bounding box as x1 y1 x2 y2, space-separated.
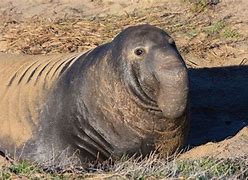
1 155 247 179
205 20 226 36
222 27 240 39
204 20 240 39
181 0 220 13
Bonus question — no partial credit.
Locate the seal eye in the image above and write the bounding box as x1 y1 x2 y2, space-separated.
134 48 145 56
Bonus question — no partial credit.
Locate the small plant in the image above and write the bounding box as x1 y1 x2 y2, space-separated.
0 171 11 180
182 0 210 13
1 157 247 179
176 158 248 178
222 27 240 39
205 20 226 36
8 161 36 175
204 20 241 40
186 29 199 38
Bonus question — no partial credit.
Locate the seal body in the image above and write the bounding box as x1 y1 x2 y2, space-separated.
0 24 189 167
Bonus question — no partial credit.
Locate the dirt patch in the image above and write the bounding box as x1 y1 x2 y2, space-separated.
0 155 10 168
181 127 248 159
0 0 170 20
0 0 247 164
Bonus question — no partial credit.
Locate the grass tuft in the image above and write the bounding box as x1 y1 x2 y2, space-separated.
222 27 240 39
1 155 248 179
177 158 248 179
182 0 210 13
205 20 226 36
204 19 241 40
9 161 35 174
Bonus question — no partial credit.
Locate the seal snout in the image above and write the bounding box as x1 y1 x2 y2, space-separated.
147 48 189 120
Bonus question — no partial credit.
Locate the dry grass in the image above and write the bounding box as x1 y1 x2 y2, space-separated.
0 6 224 54
1 154 248 179
0 4 246 69
3 8 181 54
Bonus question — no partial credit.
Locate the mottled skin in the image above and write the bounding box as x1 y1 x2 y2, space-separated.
0 24 189 167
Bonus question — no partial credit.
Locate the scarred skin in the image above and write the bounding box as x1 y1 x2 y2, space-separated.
0 24 189 167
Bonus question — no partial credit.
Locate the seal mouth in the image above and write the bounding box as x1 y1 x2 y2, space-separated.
127 64 162 113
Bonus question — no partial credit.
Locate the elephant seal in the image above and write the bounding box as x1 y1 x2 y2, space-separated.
0 24 189 167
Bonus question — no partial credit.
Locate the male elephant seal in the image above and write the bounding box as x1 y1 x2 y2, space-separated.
0 24 189 167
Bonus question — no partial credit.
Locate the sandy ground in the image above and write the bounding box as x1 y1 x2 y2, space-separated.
181 127 248 159
0 0 174 19
0 0 248 161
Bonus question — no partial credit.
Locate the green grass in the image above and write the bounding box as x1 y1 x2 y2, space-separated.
186 29 199 38
177 158 248 179
1 161 39 179
0 161 68 179
1 156 247 179
182 0 210 13
222 27 240 39
205 20 226 36
204 20 241 40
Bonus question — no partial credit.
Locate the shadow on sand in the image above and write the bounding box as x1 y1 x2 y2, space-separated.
187 65 248 147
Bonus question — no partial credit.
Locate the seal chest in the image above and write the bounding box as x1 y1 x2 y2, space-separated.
0 24 189 166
